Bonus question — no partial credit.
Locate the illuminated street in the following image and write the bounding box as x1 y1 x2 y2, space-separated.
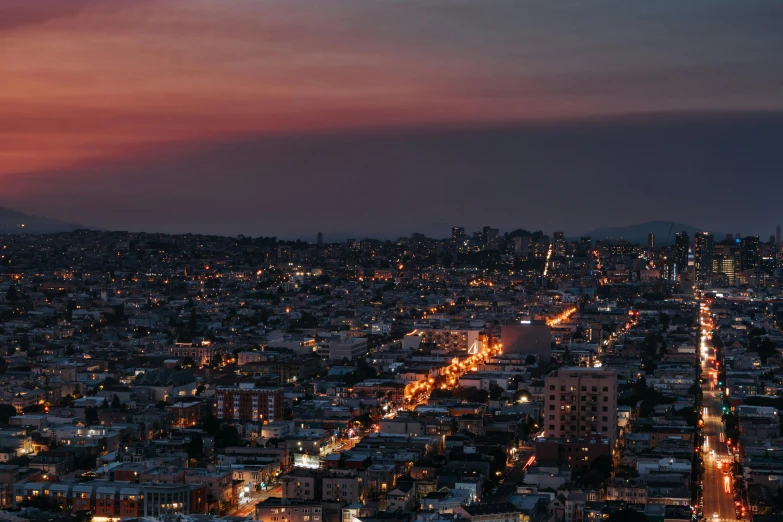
405 338 503 408
228 485 282 517
699 300 743 522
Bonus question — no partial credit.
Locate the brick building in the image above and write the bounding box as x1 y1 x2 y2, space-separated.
215 384 283 423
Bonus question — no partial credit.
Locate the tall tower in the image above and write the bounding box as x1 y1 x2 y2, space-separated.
316 232 323 247
553 231 566 257
674 232 690 277
740 236 760 271
694 232 714 285
647 232 655 254
776 225 781 256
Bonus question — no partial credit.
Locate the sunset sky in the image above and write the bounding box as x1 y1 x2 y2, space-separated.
2 0 783 238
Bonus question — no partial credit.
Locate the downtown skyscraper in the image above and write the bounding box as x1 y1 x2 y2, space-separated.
694 232 714 286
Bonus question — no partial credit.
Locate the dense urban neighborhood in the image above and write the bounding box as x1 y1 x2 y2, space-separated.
1 228 783 522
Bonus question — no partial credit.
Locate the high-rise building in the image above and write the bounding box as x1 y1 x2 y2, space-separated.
674 232 690 277
451 226 465 241
580 237 592 251
543 367 618 447
740 236 760 271
513 235 532 257
694 232 714 285
647 232 655 254
482 226 500 251
215 384 283 423
317 232 323 247
714 242 740 285
553 231 566 257
776 225 781 253
533 235 550 259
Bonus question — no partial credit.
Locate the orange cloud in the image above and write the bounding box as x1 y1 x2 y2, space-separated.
3 0 781 178
0 0 571 176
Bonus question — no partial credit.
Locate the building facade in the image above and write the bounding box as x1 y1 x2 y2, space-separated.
543 368 618 447
215 384 283 423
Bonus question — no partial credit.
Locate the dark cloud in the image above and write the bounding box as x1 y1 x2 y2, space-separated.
0 0 134 32
4 111 783 240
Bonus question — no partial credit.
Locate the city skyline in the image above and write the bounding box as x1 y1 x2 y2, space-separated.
1 3 781 516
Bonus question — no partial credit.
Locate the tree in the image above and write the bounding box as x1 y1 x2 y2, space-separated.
607 509 647 522
74 510 93 522
208 353 224 369
0 404 18 424
189 308 198 334
486 446 508 475
754 338 778 364
454 386 488 403
22 404 43 414
266 437 284 447
84 407 99 425
186 434 204 459
202 414 220 435
489 383 504 401
659 312 671 330
641 332 658 357
525 355 537 366
592 454 613 477
5 286 19 304
581 454 613 488
182 356 197 368
214 425 240 449
20 333 30 352
430 388 455 399
111 394 122 410
66 300 77 321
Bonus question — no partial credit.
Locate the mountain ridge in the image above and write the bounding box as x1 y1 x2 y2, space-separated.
0 206 89 234
579 220 706 245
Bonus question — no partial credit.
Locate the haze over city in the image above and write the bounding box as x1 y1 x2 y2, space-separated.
2 1 783 238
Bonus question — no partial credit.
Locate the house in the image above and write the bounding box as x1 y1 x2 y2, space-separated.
388 480 416 512
453 502 523 522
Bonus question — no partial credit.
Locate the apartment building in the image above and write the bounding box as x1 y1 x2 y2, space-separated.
543 367 618 447
13 481 206 517
417 329 481 354
215 384 283 423
255 498 323 522
166 401 201 428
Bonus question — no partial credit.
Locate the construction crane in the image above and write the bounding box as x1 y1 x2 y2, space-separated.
664 221 675 248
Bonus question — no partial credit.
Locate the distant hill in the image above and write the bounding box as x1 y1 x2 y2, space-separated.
579 221 705 245
0 207 89 234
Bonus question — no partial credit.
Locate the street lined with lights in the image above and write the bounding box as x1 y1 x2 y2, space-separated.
698 297 746 522
404 339 504 408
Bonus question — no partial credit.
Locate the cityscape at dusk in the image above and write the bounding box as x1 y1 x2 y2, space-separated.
2 3 783 522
